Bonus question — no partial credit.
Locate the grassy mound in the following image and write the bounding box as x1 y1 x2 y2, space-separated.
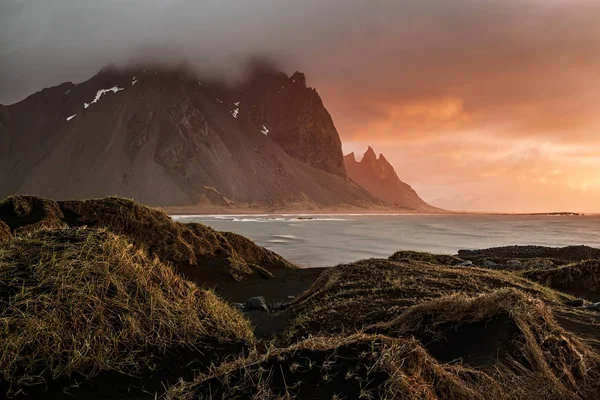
286 259 571 340
0 228 254 397
165 334 497 400
522 260 600 301
367 289 600 398
0 221 10 242
458 245 600 263
389 250 463 265
0 195 65 233
0 195 295 281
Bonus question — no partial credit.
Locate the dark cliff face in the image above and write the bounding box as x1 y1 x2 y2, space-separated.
0 65 377 208
236 68 346 177
344 147 440 212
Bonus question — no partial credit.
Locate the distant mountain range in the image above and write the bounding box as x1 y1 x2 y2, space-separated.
345 147 442 213
0 63 440 212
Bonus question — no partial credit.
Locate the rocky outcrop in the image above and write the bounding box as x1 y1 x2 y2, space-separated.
344 147 440 212
0 65 379 209
238 66 346 177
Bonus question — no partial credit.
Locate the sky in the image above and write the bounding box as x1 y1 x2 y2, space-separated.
2 0 599 212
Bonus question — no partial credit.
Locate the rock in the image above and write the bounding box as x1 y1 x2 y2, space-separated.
565 299 585 307
458 261 473 267
269 302 286 311
245 66 346 177
481 260 499 269
233 303 246 312
527 260 556 269
505 260 524 269
246 296 269 313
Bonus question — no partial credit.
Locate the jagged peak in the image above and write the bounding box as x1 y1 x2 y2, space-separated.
290 71 307 87
344 152 358 162
362 146 377 161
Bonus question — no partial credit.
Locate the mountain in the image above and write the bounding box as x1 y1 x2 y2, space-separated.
344 147 441 212
0 64 381 209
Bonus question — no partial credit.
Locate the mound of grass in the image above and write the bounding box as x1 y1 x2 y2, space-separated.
0 195 65 233
286 259 572 340
458 245 600 263
389 250 463 265
0 195 295 281
165 334 498 400
0 221 10 242
522 260 600 301
0 228 254 397
367 289 600 399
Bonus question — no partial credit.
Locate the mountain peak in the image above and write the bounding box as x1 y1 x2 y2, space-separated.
344 146 440 212
363 146 377 160
344 152 357 162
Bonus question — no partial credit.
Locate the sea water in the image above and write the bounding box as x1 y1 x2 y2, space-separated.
172 214 600 268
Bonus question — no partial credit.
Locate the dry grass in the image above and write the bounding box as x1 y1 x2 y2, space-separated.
521 260 600 300
0 195 296 281
0 228 254 396
367 289 600 399
0 221 10 242
285 259 573 340
165 333 499 400
389 250 463 265
0 195 65 233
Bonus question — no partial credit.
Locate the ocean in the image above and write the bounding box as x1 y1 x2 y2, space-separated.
172 214 600 268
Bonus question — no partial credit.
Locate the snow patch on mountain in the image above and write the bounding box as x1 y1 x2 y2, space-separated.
84 86 124 109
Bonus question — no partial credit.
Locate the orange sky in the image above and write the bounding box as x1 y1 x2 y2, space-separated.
305 1 600 213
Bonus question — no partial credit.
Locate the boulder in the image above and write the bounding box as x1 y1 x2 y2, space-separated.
506 260 524 269
482 260 499 269
246 296 269 313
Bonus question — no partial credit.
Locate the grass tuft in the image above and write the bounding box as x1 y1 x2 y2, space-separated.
521 260 600 300
0 227 254 396
367 288 600 399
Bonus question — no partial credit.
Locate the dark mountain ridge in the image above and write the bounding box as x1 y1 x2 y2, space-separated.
0 64 378 209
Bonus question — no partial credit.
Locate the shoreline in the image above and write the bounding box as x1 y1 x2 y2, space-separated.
167 210 593 217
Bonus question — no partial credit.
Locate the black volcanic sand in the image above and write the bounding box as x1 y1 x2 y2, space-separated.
213 267 325 339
